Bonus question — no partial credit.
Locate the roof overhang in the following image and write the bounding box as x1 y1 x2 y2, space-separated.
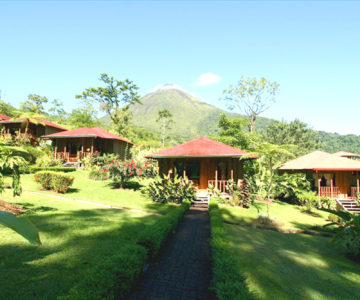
42 134 98 139
147 154 256 159
314 168 360 172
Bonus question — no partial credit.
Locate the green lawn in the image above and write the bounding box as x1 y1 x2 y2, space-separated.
6 171 171 214
0 171 181 299
225 224 360 300
219 199 332 233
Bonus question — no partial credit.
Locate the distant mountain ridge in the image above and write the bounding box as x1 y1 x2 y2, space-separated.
100 84 360 153
129 84 271 140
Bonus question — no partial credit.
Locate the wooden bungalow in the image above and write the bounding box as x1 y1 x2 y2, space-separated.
42 127 133 162
0 116 67 141
146 136 257 192
279 150 360 199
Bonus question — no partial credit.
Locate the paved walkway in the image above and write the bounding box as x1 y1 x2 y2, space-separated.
129 206 213 300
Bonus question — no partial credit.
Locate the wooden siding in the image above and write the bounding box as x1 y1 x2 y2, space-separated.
157 157 244 189
312 171 359 196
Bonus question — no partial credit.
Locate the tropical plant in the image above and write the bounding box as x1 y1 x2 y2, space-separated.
0 148 40 245
156 108 174 147
34 171 74 193
145 171 196 204
226 179 251 207
323 209 360 257
297 191 318 212
107 158 143 188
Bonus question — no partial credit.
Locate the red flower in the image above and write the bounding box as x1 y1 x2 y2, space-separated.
144 161 149 168
103 168 108 172
110 160 114 163
129 173 133 176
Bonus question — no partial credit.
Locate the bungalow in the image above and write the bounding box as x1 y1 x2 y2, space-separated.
42 127 133 162
0 116 67 141
146 136 257 192
279 150 360 199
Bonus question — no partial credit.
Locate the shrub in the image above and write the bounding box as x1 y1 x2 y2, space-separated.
296 191 318 211
108 158 143 188
323 209 360 257
22 145 45 163
209 199 254 299
226 179 252 207
34 171 74 193
29 166 76 173
36 154 63 167
88 168 109 181
145 172 196 204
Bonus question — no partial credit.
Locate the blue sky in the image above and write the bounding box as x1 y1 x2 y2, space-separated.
1 1 359 135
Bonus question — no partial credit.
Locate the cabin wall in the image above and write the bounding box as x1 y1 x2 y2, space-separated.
44 126 64 135
157 157 245 189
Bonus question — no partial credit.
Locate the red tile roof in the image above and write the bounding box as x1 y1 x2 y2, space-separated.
146 136 257 158
42 127 133 144
0 114 11 121
0 116 67 131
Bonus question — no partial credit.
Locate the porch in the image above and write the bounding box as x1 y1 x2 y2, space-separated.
54 150 95 162
317 177 360 199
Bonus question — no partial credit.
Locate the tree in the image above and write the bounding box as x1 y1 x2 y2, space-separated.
20 94 48 114
156 109 174 147
223 77 279 133
76 73 141 136
264 119 322 156
48 99 67 123
0 100 18 117
252 142 294 218
215 113 253 150
68 98 98 128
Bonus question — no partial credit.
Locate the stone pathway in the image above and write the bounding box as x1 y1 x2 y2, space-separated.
129 206 213 300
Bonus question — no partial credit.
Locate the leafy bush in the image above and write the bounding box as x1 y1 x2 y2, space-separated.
209 199 254 299
145 172 196 204
226 179 252 207
108 158 143 188
27 166 76 173
274 172 312 204
324 209 360 257
297 191 318 211
22 145 45 163
36 154 63 167
88 168 109 181
34 171 74 193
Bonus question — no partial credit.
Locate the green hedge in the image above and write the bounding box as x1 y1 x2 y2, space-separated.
61 201 191 299
209 199 255 300
29 166 76 173
34 171 74 193
138 200 191 259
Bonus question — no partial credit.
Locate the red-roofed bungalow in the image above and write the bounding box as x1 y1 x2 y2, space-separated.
0 116 67 144
42 127 133 162
146 137 257 191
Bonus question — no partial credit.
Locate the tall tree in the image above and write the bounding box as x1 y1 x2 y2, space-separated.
76 73 141 136
68 98 98 128
253 142 294 218
156 109 174 147
265 119 322 156
20 94 48 114
223 77 279 133
48 99 67 123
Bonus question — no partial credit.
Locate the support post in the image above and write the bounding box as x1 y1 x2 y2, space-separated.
183 169 186 179
357 178 359 196
331 179 334 199
318 178 321 198
54 146 57 159
91 138 94 155
215 170 218 190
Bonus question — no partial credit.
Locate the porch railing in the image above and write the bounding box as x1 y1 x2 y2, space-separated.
351 187 360 198
54 151 97 162
319 186 340 198
208 180 229 193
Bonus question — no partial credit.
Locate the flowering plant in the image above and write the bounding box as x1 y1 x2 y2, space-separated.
106 158 144 188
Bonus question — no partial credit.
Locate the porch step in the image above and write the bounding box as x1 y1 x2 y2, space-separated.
193 196 210 208
62 162 81 168
336 198 360 214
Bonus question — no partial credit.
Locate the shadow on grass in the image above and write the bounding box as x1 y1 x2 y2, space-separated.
66 188 80 194
14 202 58 214
225 223 360 299
0 204 164 299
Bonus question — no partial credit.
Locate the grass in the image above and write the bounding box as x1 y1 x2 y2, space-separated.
224 224 360 300
0 171 189 299
5 171 172 214
219 199 332 233
211 200 360 299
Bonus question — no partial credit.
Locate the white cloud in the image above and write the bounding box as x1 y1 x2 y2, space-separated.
192 73 222 86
